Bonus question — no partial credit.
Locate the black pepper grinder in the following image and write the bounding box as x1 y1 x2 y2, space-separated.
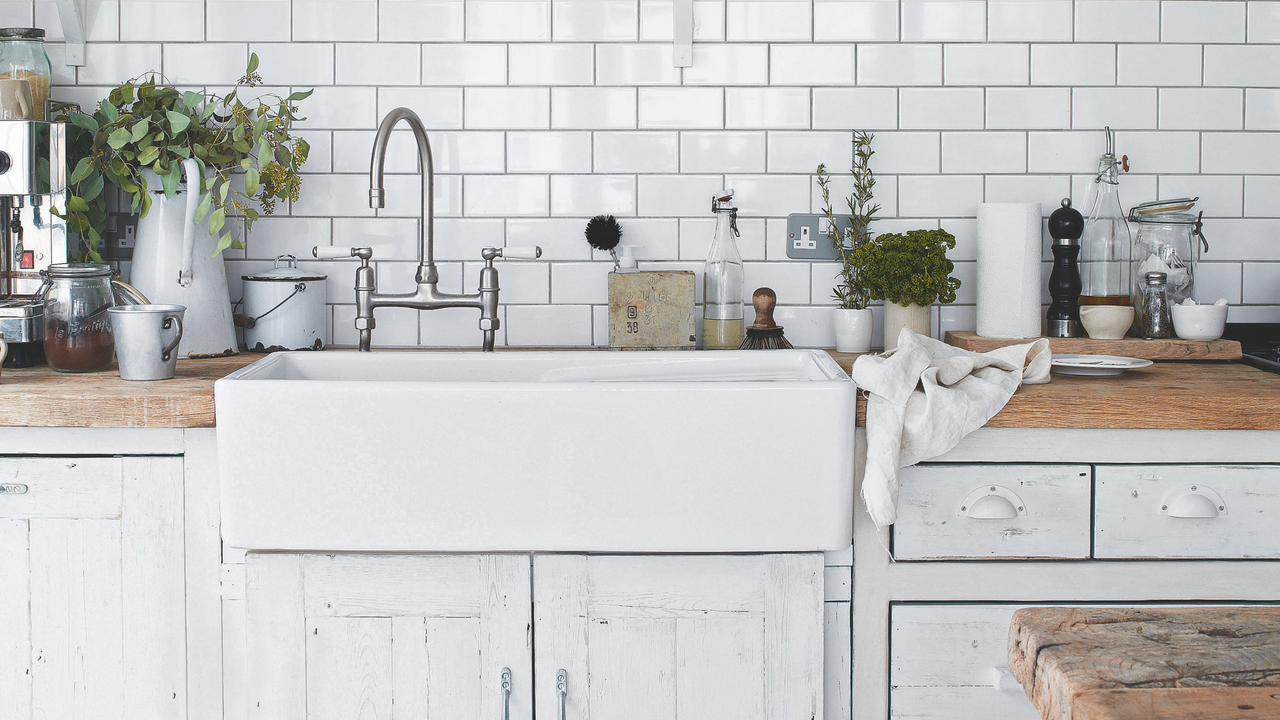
1047 197 1084 338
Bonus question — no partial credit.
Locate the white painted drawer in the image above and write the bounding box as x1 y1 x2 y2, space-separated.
1095 465 1280 559
0 457 123 519
893 464 1091 560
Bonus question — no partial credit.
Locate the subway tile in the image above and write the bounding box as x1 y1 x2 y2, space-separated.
986 88 1072 129
1031 44 1115 86
553 0 639 41
163 44 247 85
1114 131 1200 174
637 175 729 216
812 88 897 129
45 45 76 85
380 0 465 41
418 306 497 348
1073 87 1157 130
79 43 161 85
549 262 612 304
207 0 290 41
899 88 984 129
987 0 1072 41
509 43 594 85
466 261 548 303
1247 89 1280 130
294 130 333 173
618 218 682 260
939 304 976 335
294 0 377 41
550 175 637 216
724 175 811 216
350 306 419 346
944 44 1028 86
766 132 848 174
35 0 118 42
869 132 940 173
1159 88 1242 130
726 88 811 129
336 44 419 86
1248 1 1280 42
508 131 593 173
682 131 767 173
298 87 378 129
901 0 986 41
120 0 202 41
811 262 842 305
507 218 595 260
1074 0 1160 42
743 261 810 304
1202 133 1280 174
771 305 838 347
421 44 507 85
464 175 549 216
466 0 551 41
246 218 332 261
685 44 769 85
552 88 638 128
1193 262 1242 304
596 44 680 85
1070 172 1157 212
0 1 33 26
857 44 942 86
1244 264 1280 303
251 44 335 86
382 173 446 217
377 88 464 128
808 173 898 217
770 45 855 86
813 0 898 41
1245 176 1280 217
505 305 593 346
897 175 983 217
465 87 550 129
432 218 507 261
727 0 811 40
639 0 726 41
1205 46 1280 87
1116 44 1202 87
681 217 766 260
984 174 1070 206
1161 0 1245 43
1207 219 1280 261
431 131 507 173
941 132 1026 174
593 132 680 173
293 174 373 217
638 87 723 128
1158 175 1243 218
332 218 419 264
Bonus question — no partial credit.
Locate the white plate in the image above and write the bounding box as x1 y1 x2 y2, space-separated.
1051 354 1154 377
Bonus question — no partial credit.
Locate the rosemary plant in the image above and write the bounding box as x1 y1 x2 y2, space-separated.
818 130 880 310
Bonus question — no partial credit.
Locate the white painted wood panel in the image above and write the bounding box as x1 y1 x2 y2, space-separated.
302 554 484 617
184 428 224 720
246 554 307 719
0 457 123 519
1096 465 1280 558
894 464 1091 560
390 616 483 720
0 519 30 720
306 617 393 720
824 602 851 720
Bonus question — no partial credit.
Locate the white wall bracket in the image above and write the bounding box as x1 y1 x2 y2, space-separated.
673 0 692 67
53 0 87 66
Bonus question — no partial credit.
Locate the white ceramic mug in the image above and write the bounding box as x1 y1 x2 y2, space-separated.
0 79 33 120
109 305 185 381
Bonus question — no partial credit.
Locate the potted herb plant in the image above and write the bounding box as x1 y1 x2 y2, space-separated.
56 53 310 357
817 130 878 353
851 228 961 351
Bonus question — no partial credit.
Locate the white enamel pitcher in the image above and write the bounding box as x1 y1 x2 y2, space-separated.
128 158 238 358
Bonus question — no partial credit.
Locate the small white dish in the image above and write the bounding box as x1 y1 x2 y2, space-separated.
1171 303 1228 341
1080 305 1135 340
1051 354 1154 377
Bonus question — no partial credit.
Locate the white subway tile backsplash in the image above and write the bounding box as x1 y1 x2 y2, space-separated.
984 174 1070 205
252 44 335 86
619 218 682 259
1074 1 1160 42
1246 89 1280 131
336 44 419 86
207 1 289 41
432 218 508 261
941 132 1027 174
727 88 811 128
987 0 1072 41
549 262 612 303
596 44 680 85
467 261 549 302
1114 131 1200 174
594 132 680 172
465 87 550 129
0 1 33 27
771 305 837 347
1210 219 1280 261
638 87 724 128
506 218 595 259
465 175 550 216
727 0 812 40
550 175 637 216
812 88 898 128
900 88 984 129
724 174 811 216
680 217 766 259
294 0 377 41
1031 44 1115 86
901 0 986 42
163 44 247 86
377 88 464 128
743 261 811 303
685 44 770 85
683 131 767 173
1243 264 1280 304
505 305 594 345
247 217 332 260
421 44 507 85
1159 88 1242 130
898 175 983 216
509 44 594 86
766 132 848 173
120 1 202 41
1193 262 1242 304
813 0 898 41
944 44 1028 86
508 131 593 173
986 88 1072 129
466 0 551 41
1158 175 1242 218
1027 131 1106 173
1073 87 1157 130
1202 133 1280 175
552 87 638 128
808 173 899 216
1245 175 1280 216
638 175 730 216
857 44 942 86
418 306 499 347
639 0 726 41
770 44 855 85
335 217 419 263
1116 44 1202 87
1161 1 1245 43
1205 46 1280 87
36 0 118 42
380 0 465 41
79 43 162 85
299 87 378 129
1248 1 1280 42
871 132 940 173
553 0 639 41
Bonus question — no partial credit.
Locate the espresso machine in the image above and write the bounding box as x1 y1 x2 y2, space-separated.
0 119 69 366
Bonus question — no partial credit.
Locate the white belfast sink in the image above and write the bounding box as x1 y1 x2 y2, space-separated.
215 349 854 553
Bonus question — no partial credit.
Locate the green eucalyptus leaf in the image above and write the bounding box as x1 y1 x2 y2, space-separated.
140 192 153 218
232 139 251 154
129 119 149 142
244 207 259 222
137 145 160 165
162 166 180 198
69 157 94 184
219 181 230 202
214 231 234 256
172 146 191 158
232 123 245 142
183 91 204 108
286 89 314 102
193 192 213 223
107 127 130 150
246 52 259 74
244 167 259 197
81 173 105 202
200 103 216 121
67 195 89 212
70 112 99 132
296 137 310 161
208 207 226 236
101 102 119 122
166 110 191 134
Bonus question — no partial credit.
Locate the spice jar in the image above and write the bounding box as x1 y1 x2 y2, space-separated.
0 28 51 120
42 263 116 373
1138 271 1173 340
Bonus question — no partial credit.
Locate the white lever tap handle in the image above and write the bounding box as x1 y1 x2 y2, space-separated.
313 246 360 260
502 246 542 260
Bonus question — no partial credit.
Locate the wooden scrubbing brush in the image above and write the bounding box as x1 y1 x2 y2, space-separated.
585 215 623 268
739 287 793 349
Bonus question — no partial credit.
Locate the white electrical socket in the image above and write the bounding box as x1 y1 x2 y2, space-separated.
796 225 816 250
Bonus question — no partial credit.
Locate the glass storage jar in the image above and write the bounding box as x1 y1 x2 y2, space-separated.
1128 209 1206 316
0 28 51 120
41 263 116 373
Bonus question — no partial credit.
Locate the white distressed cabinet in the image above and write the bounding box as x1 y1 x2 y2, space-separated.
0 456 187 720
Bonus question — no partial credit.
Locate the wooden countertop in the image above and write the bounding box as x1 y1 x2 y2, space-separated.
3 349 1280 430
1008 607 1280 720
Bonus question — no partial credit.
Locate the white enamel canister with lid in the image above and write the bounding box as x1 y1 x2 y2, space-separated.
241 255 327 351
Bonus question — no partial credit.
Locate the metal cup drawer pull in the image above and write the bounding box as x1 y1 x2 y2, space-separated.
0 483 27 494
958 485 1027 520
1160 484 1228 518
556 669 568 720
501 668 512 720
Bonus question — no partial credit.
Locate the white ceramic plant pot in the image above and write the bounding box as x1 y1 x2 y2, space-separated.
882 302 930 351
129 159 238 358
833 307 873 353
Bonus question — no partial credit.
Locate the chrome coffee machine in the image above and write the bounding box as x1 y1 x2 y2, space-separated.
0 119 69 367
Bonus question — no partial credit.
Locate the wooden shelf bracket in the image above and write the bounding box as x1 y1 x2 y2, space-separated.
53 0 87 66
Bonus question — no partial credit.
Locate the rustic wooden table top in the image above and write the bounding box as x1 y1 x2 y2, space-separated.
1008 607 1280 720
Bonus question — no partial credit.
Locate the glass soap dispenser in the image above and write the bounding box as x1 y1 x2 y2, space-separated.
702 190 743 349
1079 127 1131 308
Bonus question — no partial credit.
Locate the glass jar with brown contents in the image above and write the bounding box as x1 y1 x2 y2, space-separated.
0 27 51 120
41 263 116 373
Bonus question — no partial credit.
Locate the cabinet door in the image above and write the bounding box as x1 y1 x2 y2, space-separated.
245 553 532 720
0 456 186 720
534 554 824 720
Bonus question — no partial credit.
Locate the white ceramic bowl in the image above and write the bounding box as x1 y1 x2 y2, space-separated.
1171 303 1228 341
1080 305 1135 340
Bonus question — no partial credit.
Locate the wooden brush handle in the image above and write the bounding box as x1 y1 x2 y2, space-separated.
751 287 778 329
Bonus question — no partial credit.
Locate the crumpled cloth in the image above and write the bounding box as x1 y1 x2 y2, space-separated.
852 328 1051 528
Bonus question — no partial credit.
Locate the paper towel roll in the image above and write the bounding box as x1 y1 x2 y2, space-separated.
976 203 1043 339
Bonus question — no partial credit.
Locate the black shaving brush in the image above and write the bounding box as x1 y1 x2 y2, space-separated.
585 215 623 268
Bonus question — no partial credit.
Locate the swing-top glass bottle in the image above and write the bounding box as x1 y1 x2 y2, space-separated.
702 190 744 350
1079 127 1131 307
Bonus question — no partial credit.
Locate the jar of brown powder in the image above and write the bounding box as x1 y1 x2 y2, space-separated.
42 263 116 373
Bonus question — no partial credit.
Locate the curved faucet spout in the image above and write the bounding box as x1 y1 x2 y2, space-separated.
369 107 436 280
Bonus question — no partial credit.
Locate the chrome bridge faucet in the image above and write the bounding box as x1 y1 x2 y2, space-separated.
313 107 540 351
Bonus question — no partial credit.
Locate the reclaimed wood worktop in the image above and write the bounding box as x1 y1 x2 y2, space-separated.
1008 607 1280 720
2 349 1280 429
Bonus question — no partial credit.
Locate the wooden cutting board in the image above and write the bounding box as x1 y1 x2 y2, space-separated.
946 331 1242 360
